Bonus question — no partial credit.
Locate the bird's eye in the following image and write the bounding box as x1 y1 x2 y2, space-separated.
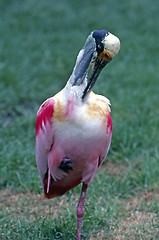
104 53 109 58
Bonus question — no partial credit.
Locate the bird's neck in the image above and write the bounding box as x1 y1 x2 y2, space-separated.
68 48 92 86
64 77 87 105
64 35 96 102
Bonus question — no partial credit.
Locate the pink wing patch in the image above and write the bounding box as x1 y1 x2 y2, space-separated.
36 98 54 137
35 98 54 183
107 111 113 133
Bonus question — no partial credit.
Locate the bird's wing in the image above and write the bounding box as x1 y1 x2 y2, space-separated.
98 111 113 167
36 96 68 189
35 98 55 183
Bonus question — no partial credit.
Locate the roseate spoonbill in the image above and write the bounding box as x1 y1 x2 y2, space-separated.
35 29 120 240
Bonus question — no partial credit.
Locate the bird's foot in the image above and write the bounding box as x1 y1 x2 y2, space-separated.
59 157 74 173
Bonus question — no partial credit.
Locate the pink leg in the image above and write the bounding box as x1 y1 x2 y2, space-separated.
76 183 88 240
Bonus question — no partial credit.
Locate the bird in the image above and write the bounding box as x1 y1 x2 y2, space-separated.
35 29 120 240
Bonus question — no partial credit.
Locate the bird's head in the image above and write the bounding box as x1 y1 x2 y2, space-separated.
82 29 120 99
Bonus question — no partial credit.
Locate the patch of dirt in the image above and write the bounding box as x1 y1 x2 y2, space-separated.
0 189 72 221
90 190 159 240
113 210 158 240
90 230 105 240
100 161 128 176
123 190 159 210
114 190 159 239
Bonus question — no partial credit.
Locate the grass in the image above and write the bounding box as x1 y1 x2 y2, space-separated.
0 0 159 239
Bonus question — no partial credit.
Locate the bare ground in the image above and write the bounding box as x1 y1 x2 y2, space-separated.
113 191 159 240
1 189 159 239
90 190 159 240
100 161 129 176
0 189 72 221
